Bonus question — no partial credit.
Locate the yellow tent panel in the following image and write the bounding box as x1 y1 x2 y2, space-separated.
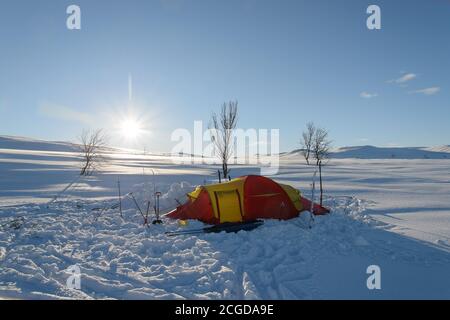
279 183 303 211
202 178 246 220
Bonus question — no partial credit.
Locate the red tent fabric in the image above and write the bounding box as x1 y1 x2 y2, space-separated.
167 175 329 224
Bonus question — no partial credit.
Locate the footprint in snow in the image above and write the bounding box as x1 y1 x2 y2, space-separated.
0 247 5 260
354 235 370 246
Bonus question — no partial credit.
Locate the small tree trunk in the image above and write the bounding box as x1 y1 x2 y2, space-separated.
222 163 228 180
319 160 323 206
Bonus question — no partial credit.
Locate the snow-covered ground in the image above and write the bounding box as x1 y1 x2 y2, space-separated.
0 136 449 299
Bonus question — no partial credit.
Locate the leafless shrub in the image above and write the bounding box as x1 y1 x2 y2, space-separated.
78 129 108 176
210 101 238 179
312 127 332 166
301 122 315 165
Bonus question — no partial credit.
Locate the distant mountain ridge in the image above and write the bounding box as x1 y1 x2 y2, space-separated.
284 145 450 159
1 135 449 159
331 145 449 159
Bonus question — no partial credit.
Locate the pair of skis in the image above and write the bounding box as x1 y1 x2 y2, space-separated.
165 220 264 237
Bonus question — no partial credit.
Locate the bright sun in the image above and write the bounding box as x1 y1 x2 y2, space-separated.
120 117 142 139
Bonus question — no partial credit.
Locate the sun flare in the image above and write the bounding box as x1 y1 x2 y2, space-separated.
120 117 142 139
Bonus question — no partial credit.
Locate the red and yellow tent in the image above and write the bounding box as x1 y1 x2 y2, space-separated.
167 175 329 224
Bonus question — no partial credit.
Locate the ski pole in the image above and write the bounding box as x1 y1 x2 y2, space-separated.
130 193 147 226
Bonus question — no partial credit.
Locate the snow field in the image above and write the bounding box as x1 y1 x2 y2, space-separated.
1 186 448 299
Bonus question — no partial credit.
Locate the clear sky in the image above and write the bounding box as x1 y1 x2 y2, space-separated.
1 0 449 152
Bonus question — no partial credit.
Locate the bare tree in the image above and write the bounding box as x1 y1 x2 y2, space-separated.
301 122 315 165
312 127 331 166
312 127 332 206
210 101 238 180
78 129 107 176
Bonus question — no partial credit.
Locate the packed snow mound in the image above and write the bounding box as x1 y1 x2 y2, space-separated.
127 181 194 213
331 145 450 159
0 194 449 299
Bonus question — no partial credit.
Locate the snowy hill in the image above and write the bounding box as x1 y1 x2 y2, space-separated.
424 145 450 153
282 145 450 159
331 145 450 159
0 135 78 153
3 135 448 160
280 146 450 159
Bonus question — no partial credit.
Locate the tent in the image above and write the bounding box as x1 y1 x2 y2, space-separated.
167 175 329 224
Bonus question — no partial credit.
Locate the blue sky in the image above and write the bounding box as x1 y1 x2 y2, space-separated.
0 0 449 152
